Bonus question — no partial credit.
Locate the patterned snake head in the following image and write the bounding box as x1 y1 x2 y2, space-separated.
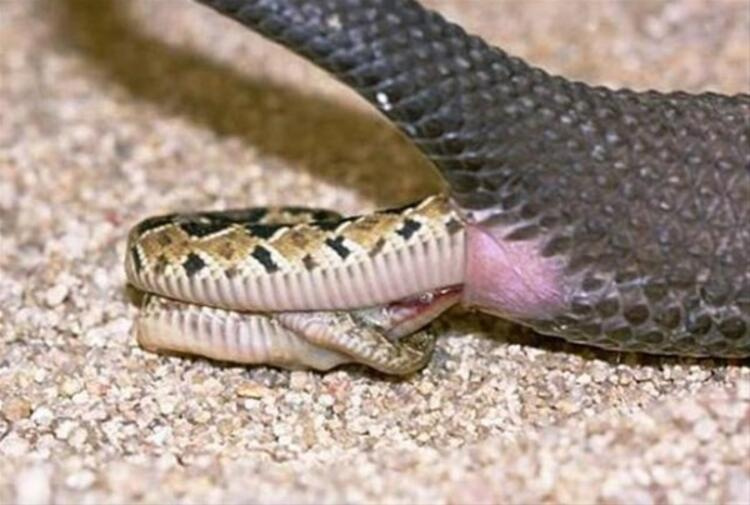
195 0 749 357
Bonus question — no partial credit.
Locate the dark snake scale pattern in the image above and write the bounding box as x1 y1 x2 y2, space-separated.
195 0 749 357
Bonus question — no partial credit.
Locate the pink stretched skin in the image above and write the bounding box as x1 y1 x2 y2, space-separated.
461 223 566 321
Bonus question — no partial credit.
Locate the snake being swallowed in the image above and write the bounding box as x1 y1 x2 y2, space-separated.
126 0 749 374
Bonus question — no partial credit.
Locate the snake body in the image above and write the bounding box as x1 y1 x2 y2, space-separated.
126 0 749 372
128 196 463 312
127 196 464 373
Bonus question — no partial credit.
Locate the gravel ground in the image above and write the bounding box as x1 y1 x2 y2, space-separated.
1 0 748 503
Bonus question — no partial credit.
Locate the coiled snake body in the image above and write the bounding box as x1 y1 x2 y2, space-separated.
126 0 750 373
127 196 464 373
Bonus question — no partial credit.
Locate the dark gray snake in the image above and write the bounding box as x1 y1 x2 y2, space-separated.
129 0 749 366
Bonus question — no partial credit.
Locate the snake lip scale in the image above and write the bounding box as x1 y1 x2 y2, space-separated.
126 0 749 373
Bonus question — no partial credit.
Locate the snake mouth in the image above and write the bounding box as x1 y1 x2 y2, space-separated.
379 285 463 339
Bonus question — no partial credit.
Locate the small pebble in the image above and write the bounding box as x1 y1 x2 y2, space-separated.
318 394 335 408
236 382 271 399
3 398 32 422
44 285 69 307
289 371 310 391
54 420 78 441
191 410 211 424
60 378 82 397
68 427 89 449
0 433 30 457
30 407 54 428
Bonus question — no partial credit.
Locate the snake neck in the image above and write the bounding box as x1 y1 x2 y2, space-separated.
194 0 748 204
194 0 537 200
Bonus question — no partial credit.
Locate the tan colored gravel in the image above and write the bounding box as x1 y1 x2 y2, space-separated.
1 0 748 503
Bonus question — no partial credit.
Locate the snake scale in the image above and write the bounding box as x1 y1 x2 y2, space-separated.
126 0 749 374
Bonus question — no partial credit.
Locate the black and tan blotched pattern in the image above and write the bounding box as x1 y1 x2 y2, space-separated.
128 195 459 281
196 0 749 356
